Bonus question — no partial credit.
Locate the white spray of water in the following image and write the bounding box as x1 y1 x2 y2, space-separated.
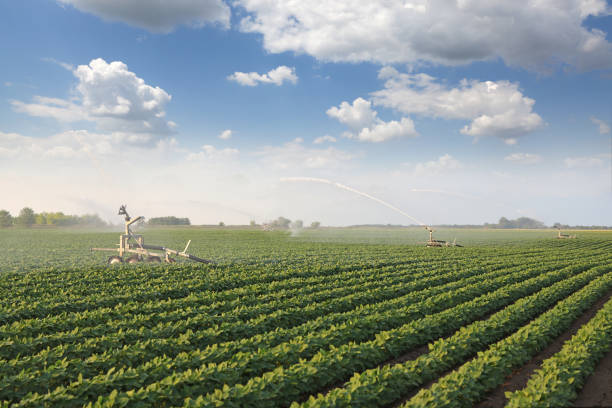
280 177 426 226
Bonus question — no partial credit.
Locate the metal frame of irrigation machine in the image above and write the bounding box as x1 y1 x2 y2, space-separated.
91 205 213 264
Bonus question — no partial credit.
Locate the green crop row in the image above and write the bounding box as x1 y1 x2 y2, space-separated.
0 257 516 362
0 245 555 311
167 263 598 408
296 263 612 407
0 256 429 324
0 254 543 390
0 261 446 339
402 264 612 407
0 256 421 308
0 258 551 402
505 295 612 407
1 228 609 408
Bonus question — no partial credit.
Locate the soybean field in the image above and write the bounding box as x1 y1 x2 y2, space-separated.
0 227 611 407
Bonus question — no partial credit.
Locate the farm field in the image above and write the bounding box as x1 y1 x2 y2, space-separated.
0 227 611 407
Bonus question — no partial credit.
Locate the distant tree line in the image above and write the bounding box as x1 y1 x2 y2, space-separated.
147 216 191 226
261 217 321 230
483 217 611 230
0 207 107 228
485 217 546 229
552 222 611 230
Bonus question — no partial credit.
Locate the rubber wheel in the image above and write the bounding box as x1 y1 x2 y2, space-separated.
108 256 123 264
146 256 162 263
126 255 141 264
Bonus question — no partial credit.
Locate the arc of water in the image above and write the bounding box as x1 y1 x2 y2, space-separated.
280 177 426 226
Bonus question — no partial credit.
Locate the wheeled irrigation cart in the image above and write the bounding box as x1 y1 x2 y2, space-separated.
91 205 213 264
424 226 463 247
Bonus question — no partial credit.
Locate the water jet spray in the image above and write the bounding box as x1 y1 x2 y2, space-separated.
280 177 464 247
280 177 426 226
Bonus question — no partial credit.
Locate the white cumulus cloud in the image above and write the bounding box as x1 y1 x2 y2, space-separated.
353 118 417 143
218 129 233 140
57 0 230 33
327 97 417 143
228 66 298 86
590 116 611 134
371 68 543 143
327 98 378 130
504 153 542 164
235 0 612 71
12 58 175 136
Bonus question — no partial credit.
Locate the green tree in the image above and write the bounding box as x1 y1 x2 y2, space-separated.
496 216 545 229
310 221 321 229
271 216 291 229
498 217 511 228
218 221 225 227
16 207 35 227
35 213 47 225
0 210 12 228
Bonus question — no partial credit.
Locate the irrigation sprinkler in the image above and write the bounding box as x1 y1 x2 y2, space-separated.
91 205 213 264
556 228 576 239
424 226 463 247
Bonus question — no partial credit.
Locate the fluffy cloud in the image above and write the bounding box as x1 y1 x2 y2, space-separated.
327 97 417 143
327 98 378 130
372 68 543 143
353 118 418 143
57 0 230 33
236 0 612 71
313 135 337 144
12 58 175 135
218 129 233 140
414 154 462 175
227 66 298 86
591 116 611 134
254 137 353 170
504 153 542 164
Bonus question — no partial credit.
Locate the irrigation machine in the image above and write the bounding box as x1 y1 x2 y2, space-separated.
424 226 463 247
91 205 213 264
556 228 577 239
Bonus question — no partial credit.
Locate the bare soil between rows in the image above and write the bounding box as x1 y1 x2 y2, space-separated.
476 289 612 408
573 343 612 407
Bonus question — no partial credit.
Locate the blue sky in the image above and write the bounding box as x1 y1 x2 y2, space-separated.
1 0 611 226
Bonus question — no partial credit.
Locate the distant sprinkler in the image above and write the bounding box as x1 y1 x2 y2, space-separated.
556 227 576 239
423 226 462 247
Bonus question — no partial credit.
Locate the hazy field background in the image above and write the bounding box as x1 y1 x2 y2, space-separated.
1 227 609 272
